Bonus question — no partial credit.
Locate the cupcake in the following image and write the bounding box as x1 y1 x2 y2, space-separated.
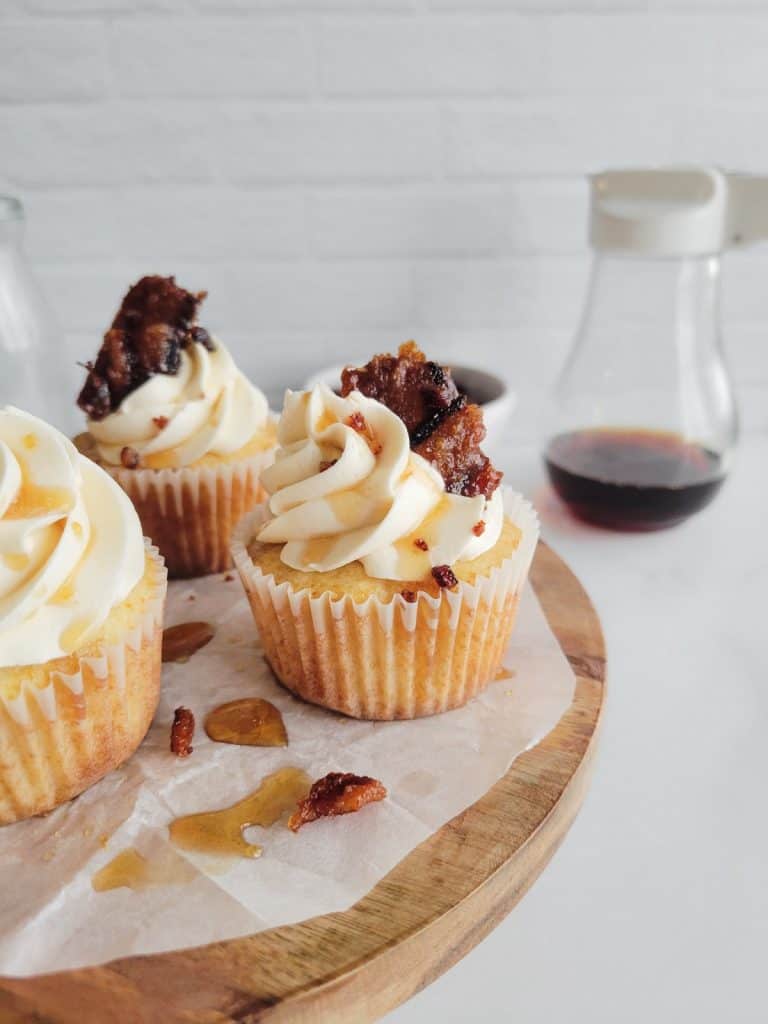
75 275 276 578
232 343 539 720
0 407 166 824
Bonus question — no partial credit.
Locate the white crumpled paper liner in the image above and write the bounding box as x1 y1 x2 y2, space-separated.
0 568 575 977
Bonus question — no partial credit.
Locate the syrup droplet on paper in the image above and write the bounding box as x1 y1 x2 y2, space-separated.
92 846 194 892
169 767 311 859
162 621 215 663
204 698 288 748
494 666 515 681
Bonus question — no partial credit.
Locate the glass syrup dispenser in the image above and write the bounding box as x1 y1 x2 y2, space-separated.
544 167 768 531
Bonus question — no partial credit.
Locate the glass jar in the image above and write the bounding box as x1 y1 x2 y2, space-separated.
544 168 747 531
0 196 72 432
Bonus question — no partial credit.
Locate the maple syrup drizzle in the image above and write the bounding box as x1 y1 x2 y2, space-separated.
169 767 311 859
3 456 74 521
59 617 93 654
2 552 30 572
92 846 194 892
204 698 288 747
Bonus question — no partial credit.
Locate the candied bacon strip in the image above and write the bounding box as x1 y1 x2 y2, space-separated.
78 275 211 420
414 402 502 500
170 707 195 757
287 772 387 832
341 342 502 499
341 341 460 436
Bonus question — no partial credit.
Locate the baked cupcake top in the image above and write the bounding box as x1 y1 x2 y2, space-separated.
258 344 504 582
77 275 269 469
0 407 144 668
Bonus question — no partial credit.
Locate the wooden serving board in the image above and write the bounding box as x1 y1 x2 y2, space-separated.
0 541 606 1024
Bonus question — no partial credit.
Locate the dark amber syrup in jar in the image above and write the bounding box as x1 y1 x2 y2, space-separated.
545 428 725 531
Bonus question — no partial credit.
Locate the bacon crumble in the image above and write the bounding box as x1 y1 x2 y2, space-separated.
120 445 141 469
432 564 459 590
341 342 501 499
170 707 195 757
153 415 169 430
401 589 418 603
288 772 387 832
77 275 212 421
413 537 429 551
472 520 486 536
345 412 382 455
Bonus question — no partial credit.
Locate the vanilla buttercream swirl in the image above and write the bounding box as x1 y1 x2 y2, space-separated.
257 384 503 581
0 407 145 668
86 339 269 467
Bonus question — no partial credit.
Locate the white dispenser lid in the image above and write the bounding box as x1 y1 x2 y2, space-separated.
590 167 768 256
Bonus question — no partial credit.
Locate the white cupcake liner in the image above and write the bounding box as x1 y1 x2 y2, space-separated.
231 489 539 719
0 541 167 727
0 542 167 824
106 447 275 578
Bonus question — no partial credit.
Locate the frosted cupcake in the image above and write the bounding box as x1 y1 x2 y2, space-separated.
0 407 166 824
232 343 538 720
75 275 276 578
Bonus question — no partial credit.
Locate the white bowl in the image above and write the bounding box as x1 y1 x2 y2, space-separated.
303 363 515 453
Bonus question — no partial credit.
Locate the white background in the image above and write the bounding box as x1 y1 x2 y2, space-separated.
2 3 767 1022
1 0 767 439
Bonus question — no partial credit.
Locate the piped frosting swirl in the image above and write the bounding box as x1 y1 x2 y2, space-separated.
0 407 144 668
86 338 269 468
258 385 502 581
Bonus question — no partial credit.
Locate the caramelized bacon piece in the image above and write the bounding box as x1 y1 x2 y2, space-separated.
432 564 459 590
401 589 417 603
170 707 195 757
287 772 387 832
345 412 382 455
341 342 502 499
78 275 210 420
414 402 502 499
341 341 459 436
120 445 141 469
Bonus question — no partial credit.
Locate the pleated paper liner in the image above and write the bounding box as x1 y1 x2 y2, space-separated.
232 490 540 720
0 543 167 825
102 448 274 579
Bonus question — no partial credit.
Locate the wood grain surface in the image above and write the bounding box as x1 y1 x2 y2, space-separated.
0 541 606 1024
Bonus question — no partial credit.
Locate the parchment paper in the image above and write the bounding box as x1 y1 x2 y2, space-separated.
0 573 575 976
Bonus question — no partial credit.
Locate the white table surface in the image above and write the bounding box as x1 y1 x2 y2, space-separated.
386 433 767 1024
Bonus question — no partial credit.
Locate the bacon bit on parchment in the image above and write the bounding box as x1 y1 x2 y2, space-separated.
287 772 387 832
170 707 195 757
472 520 486 536
153 415 169 430
413 537 429 551
401 589 418 603
120 446 141 469
432 564 459 590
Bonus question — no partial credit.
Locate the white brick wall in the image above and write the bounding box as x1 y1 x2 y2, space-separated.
1 1 766 437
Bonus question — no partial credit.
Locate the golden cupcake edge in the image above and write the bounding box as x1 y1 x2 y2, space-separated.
0 544 167 825
231 490 539 720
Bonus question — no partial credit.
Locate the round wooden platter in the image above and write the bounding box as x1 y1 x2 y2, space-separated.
0 542 606 1024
